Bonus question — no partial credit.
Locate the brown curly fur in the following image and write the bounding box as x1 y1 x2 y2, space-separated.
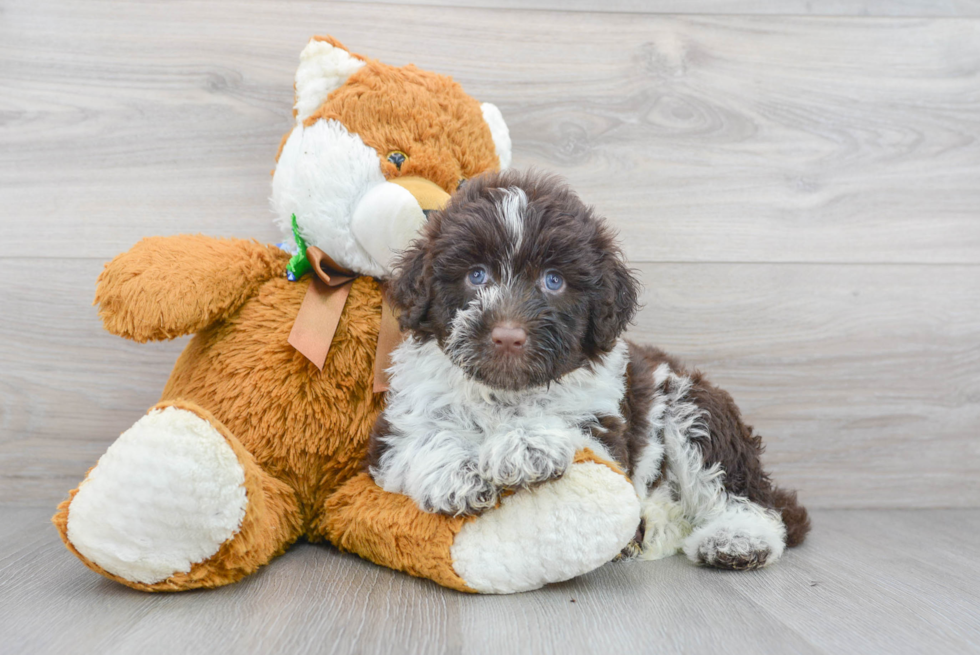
375 169 808 562
628 343 811 549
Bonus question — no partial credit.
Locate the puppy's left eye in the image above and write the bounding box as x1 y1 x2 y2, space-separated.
468 266 489 286
543 271 564 292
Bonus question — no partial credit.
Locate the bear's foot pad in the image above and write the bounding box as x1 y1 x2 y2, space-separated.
450 460 641 594
66 407 248 584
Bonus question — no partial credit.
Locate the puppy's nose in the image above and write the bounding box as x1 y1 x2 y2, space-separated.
491 323 527 354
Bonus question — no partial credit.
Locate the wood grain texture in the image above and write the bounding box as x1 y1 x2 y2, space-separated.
1 1 979 263
630 262 980 509
2 258 977 508
1 2 978 508
2 4 977 651
2 507 978 655
331 0 980 17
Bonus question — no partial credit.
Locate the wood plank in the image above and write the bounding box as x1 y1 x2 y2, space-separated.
457 554 821 655
332 0 980 18
2 1 979 263
628 261 980 509
1 259 977 508
2 507 978 655
715 509 980 653
0 509 462 655
101 546 462 655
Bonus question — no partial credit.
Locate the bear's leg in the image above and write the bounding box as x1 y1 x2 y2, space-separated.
53 400 303 591
315 449 640 594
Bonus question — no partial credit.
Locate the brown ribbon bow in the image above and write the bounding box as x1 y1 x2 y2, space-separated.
287 246 402 393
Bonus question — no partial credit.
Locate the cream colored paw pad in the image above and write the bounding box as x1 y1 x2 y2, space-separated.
66 407 247 584
450 462 641 594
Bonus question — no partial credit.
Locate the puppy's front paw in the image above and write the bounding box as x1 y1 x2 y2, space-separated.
478 428 575 489
416 463 498 517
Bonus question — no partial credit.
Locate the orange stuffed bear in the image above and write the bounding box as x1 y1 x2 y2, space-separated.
52 37 641 594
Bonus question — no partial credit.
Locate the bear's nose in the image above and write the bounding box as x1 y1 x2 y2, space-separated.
491 323 527 354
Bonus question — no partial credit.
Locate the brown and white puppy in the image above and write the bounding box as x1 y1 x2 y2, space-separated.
369 170 809 569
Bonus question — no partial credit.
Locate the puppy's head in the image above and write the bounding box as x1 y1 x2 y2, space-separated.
388 170 640 391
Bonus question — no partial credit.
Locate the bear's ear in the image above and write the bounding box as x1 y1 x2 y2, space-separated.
481 102 512 170
294 36 366 123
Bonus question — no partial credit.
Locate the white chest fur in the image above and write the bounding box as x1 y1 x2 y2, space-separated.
372 338 630 515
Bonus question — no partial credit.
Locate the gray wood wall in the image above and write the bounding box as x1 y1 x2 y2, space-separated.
2 0 978 509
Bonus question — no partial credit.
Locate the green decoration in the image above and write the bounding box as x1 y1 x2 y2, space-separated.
286 214 311 281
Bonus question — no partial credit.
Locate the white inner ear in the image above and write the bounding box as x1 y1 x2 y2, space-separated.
294 39 366 124
351 183 426 277
481 102 512 170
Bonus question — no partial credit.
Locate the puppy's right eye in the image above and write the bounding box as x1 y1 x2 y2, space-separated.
467 267 488 286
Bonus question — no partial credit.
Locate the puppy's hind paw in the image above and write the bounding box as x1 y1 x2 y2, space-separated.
682 504 787 571
694 532 772 570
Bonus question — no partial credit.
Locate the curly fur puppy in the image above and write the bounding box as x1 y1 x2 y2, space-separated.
369 170 810 569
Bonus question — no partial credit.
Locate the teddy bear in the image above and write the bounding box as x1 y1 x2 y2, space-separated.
52 36 641 594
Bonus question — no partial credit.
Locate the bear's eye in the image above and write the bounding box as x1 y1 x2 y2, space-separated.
467 266 488 286
387 151 407 170
457 178 467 190
542 270 565 292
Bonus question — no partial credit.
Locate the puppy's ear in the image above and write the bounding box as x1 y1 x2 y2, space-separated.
587 249 640 354
386 240 432 334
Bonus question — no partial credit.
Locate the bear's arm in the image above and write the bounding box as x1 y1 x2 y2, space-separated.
95 234 289 342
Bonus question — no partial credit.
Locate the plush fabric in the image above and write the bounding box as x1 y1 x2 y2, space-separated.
53 36 637 594
94 235 286 342
54 399 302 591
303 57 500 195
320 472 477 593
450 453 641 594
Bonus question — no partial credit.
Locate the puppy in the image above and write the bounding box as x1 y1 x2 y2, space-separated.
369 170 810 569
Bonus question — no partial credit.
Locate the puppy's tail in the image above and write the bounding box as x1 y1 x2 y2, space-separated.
769 486 810 548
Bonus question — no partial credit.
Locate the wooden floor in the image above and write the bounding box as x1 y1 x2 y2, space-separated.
1 507 978 654
3 0 980 510
2 0 979 652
